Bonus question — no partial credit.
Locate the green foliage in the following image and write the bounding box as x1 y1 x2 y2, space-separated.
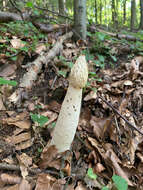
30 113 49 127
26 1 34 8
58 70 67 78
0 77 17 86
101 187 109 190
87 168 97 180
59 56 74 69
51 122 56 128
112 175 128 190
0 21 48 57
37 147 43 153
86 168 128 190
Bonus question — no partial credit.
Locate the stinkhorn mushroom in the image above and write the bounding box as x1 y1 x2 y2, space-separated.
50 55 88 153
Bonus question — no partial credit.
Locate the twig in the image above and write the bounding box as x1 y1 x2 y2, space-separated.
34 5 73 21
0 163 41 174
0 163 59 175
9 0 24 20
98 96 143 136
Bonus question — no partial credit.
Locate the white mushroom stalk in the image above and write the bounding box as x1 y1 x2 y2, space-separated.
50 55 88 153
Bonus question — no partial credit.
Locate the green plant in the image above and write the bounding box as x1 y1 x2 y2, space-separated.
112 175 128 190
0 77 17 86
87 168 128 190
87 168 97 180
30 113 49 127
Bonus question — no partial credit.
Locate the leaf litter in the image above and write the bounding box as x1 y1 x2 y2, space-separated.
0 27 143 190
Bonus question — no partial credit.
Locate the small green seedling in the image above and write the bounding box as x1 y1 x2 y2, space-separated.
30 113 49 127
112 175 128 190
0 77 17 86
101 187 109 190
87 168 97 180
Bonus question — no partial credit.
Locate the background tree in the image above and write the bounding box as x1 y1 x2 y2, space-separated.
58 0 66 15
123 0 127 25
95 0 98 24
130 0 136 31
99 0 102 24
139 0 143 29
111 0 116 26
74 0 87 40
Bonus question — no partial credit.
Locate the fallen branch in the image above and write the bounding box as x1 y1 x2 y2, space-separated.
0 163 59 175
90 26 143 42
9 31 73 103
98 95 143 136
0 11 30 22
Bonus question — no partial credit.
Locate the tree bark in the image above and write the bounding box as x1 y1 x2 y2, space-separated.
139 0 143 29
58 0 65 15
74 0 87 40
130 0 136 31
99 0 102 24
123 0 126 24
111 0 115 25
95 0 98 24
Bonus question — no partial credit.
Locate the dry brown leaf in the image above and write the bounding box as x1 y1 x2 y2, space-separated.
10 39 25 49
35 173 64 190
15 139 33 150
105 149 133 186
19 179 31 190
90 116 112 139
35 43 46 54
4 184 19 190
16 153 32 178
6 132 31 145
137 152 143 163
94 163 105 173
123 80 133 86
84 90 97 101
0 96 6 110
40 145 60 170
4 112 31 129
75 181 87 190
2 157 15 164
0 64 17 77
0 173 21 184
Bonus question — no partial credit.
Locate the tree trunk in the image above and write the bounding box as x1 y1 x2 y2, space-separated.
74 0 87 40
104 0 107 24
112 0 115 25
58 0 65 15
95 0 98 24
114 0 118 29
139 0 143 29
123 0 127 24
130 0 136 31
99 0 102 24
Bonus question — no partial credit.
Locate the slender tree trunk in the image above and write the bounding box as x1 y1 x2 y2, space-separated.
99 0 102 24
130 0 136 31
95 0 98 24
115 0 118 29
139 0 143 29
74 0 87 40
123 0 126 24
104 0 107 24
58 0 65 15
2 0 7 11
111 0 115 26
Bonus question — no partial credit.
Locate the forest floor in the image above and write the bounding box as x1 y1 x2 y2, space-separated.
0 23 143 190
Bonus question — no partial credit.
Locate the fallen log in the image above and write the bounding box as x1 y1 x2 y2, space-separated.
0 11 30 22
90 26 143 42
